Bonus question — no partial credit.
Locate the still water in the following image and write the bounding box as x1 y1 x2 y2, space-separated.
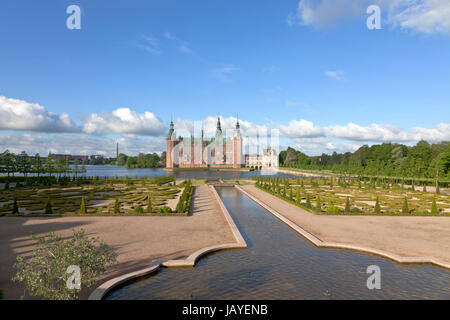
77 165 296 180
106 187 450 300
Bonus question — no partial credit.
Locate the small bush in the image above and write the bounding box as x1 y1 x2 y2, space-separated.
45 197 53 215
326 206 341 214
157 206 172 214
134 206 144 214
12 230 116 300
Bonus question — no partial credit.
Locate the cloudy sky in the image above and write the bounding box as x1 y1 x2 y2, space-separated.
0 0 449 156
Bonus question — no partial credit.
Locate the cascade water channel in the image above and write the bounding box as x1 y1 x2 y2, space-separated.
106 187 450 300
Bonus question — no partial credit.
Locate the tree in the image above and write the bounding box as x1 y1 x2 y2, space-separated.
45 154 54 177
315 196 321 213
374 197 381 213
45 197 53 215
79 197 87 214
34 154 43 177
114 198 120 214
12 230 116 300
345 197 351 213
296 189 301 205
12 198 19 214
306 194 311 208
18 152 32 181
5 153 16 177
431 198 438 214
56 157 63 178
402 198 409 214
147 195 152 213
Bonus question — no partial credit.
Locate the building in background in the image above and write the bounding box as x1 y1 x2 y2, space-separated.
166 116 243 168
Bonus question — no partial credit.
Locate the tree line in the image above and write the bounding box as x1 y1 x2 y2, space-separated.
116 152 166 169
0 151 86 179
279 141 450 180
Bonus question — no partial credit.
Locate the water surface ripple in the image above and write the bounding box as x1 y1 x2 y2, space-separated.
106 187 450 300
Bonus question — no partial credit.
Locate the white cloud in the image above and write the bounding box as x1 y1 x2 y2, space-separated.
325 70 346 81
279 119 450 143
0 96 79 133
83 108 166 136
288 0 450 34
279 119 325 138
137 34 161 55
210 67 241 81
0 133 165 157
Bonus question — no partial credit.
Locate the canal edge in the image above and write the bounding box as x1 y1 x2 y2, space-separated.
88 185 247 300
235 185 450 271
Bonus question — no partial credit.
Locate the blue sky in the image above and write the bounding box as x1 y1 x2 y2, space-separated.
0 0 449 156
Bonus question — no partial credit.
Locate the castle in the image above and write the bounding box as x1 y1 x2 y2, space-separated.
166 116 243 168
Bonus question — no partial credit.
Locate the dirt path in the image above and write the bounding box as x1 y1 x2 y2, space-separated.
0 185 235 300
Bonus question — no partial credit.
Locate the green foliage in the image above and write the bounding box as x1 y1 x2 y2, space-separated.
147 195 152 213
157 206 172 213
45 197 53 215
375 197 381 213
12 197 19 214
176 180 194 214
79 197 87 214
305 194 311 208
345 197 351 213
326 206 341 214
402 197 409 213
134 206 144 214
280 141 450 180
315 196 321 212
431 199 438 214
12 230 116 300
114 198 120 214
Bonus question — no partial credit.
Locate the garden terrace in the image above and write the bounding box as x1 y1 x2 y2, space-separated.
0 176 194 216
255 176 450 216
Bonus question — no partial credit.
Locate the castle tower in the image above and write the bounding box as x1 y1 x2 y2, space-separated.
233 117 243 168
166 120 175 168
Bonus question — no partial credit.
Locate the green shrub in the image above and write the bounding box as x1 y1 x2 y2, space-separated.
345 197 351 213
79 197 87 214
12 230 116 300
12 198 19 214
351 207 362 213
134 206 144 214
45 197 53 215
431 199 438 214
375 197 381 213
114 198 120 214
147 195 152 213
315 196 321 212
402 198 409 214
157 206 172 214
326 206 341 214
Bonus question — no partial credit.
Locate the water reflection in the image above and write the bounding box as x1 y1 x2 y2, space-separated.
106 187 450 300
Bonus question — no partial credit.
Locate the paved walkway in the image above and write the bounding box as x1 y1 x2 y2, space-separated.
0 185 235 300
241 185 450 266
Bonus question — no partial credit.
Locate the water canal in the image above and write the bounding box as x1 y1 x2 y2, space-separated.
106 187 450 300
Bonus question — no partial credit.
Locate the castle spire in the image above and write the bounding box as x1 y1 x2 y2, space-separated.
168 118 175 137
234 114 241 137
216 114 222 136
